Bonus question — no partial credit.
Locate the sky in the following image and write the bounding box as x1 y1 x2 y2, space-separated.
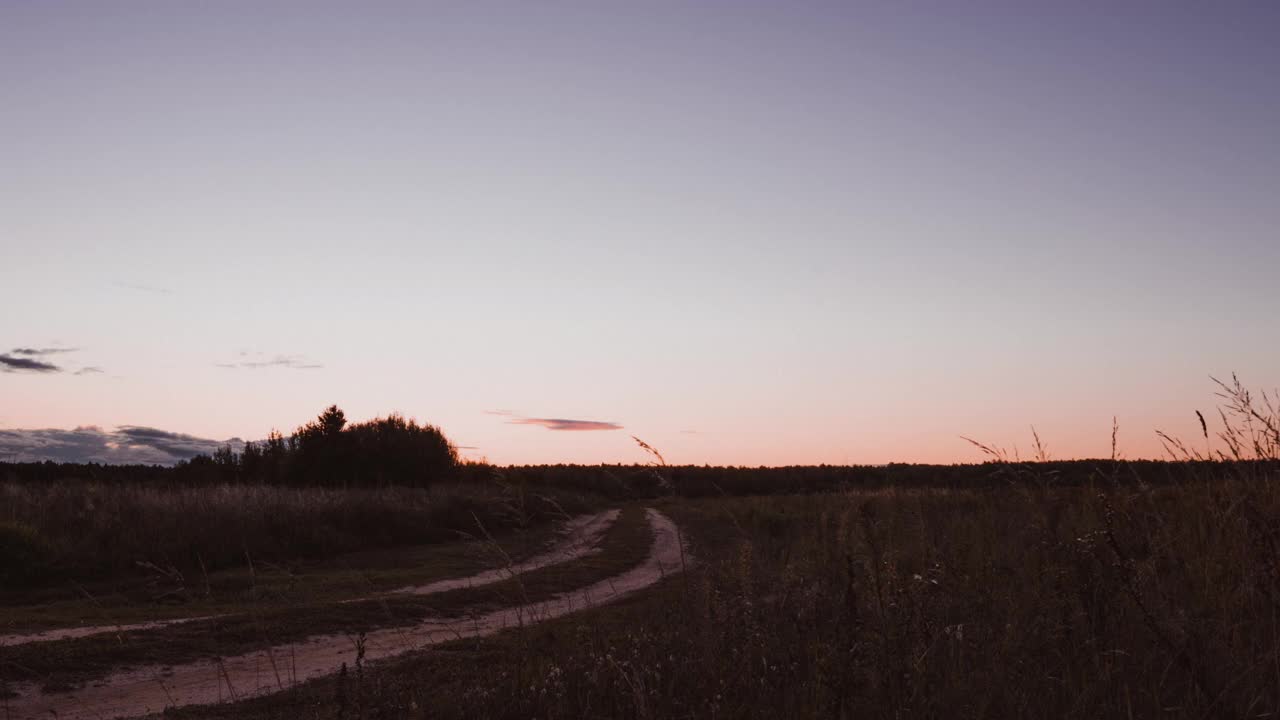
3 1 1278 466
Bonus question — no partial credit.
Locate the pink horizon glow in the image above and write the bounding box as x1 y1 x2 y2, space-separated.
4 4 1277 466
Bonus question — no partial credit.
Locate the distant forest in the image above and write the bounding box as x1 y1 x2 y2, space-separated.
3 405 1273 497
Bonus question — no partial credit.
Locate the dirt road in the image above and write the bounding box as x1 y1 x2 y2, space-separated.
3 508 684 720
0 509 619 649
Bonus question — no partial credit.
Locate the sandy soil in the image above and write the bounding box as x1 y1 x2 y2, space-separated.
3 508 684 720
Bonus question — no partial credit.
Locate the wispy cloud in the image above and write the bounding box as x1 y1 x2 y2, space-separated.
216 353 323 370
0 354 62 373
487 409 622 431
510 417 624 432
10 347 79 356
0 426 241 465
2 347 104 375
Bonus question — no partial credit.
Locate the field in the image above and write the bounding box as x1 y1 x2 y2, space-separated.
3 385 1279 719
8 3 1276 718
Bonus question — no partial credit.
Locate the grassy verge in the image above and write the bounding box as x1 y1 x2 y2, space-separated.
1 506 651 693
162 575 689 720
0 480 600 593
0 513 571 633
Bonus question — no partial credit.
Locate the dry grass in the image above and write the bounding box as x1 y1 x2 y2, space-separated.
2 507 653 694
177 378 1280 720
213 472 1277 720
0 479 600 590
7 378 1279 719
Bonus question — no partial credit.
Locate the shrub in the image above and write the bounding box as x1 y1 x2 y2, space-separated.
0 520 55 586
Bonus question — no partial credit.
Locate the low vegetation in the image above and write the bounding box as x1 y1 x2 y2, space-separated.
0 480 600 591
190 469 1280 719
3 377 1278 718
2 507 653 693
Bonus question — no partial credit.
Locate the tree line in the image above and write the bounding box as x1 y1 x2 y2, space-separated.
179 405 459 487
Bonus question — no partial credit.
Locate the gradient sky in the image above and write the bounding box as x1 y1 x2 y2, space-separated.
3 2 1278 465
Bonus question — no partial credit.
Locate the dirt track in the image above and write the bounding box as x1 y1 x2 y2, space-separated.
388 508 618 595
0 509 619 649
3 508 684 720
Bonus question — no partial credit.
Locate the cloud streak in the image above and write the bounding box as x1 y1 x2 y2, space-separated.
0 354 62 373
487 409 623 431
510 417 624 432
1 347 104 375
216 353 323 370
10 347 79 356
0 426 242 465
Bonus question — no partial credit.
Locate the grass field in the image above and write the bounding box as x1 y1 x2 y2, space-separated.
3 380 1278 719
0 477 603 592
116 473 1271 720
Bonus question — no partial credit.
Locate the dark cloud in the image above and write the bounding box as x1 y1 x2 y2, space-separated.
0 354 62 373
487 410 623 431
2 348 103 375
217 354 322 370
116 425 242 458
510 417 624 432
0 426 241 465
10 347 78 356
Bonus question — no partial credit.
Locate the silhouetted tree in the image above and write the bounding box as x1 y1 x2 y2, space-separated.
262 429 288 483
314 405 347 437
212 444 239 481
273 406 458 487
291 406 352 486
342 413 458 487
240 440 262 481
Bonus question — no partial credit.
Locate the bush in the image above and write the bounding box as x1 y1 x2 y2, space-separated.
0 520 55 586
179 406 461 488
